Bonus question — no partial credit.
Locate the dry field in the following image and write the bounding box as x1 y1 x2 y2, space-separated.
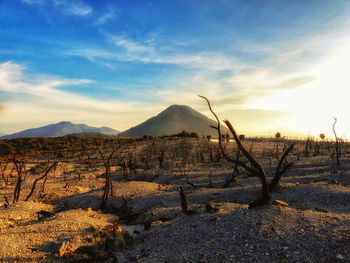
0 137 349 262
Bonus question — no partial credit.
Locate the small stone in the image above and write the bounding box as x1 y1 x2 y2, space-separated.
329 179 339 185
273 200 288 207
315 207 329 213
282 246 288 251
336 254 343 260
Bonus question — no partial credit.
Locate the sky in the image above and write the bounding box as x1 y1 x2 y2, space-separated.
1 0 350 138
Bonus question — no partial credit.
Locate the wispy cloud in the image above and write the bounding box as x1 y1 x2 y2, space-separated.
109 35 152 53
21 0 44 4
66 46 246 71
154 67 314 114
224 70 314 95
0 62 92 95
95 8 119 25
63 29 250 71
0 61 164 133
54 0 92 16
0 103 4 115
22 0 93 16
65 25 342 126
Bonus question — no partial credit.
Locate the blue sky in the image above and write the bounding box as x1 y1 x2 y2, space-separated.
1 0 350 137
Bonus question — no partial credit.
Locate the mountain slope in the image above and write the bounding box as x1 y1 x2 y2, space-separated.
120 104 229 137
1 121 120 139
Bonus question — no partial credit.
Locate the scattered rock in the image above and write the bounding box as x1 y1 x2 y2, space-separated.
336 253 343 260
37 210 54 221
329 180 339 185
273 200 289 207
315 207 329 213
205 202 220 213
58 240 81 257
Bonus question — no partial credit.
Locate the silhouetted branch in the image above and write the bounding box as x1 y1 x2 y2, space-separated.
224 119 270 206
199 95 258 176
25 161 58 201
332 118 340 165
200 95 271 206
269 144 294 192
223 148 240 188
186 180 200 188
95 139 123 208
12 154 26 203
179 186 193 214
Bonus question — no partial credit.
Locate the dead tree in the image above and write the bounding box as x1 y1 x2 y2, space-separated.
158 149 165 168
268 145 294 192
12 155 27 203
25 161 58 201
332 118 340 165
200 95 294 207
0 161 9 186
95 139 123 208
223 148 240 188
179 186 194 214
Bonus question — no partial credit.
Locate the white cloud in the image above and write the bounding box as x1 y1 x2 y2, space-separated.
21 0 45 4
0 61 164 133
54 0 92 16
22 0 92 16
0 62 92 96
109 35 152 53
63 31 250 71
67 3 92 16
95 8 118 25
66 46 246 72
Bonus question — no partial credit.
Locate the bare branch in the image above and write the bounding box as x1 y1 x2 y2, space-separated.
186 180 200 188
269 143 295 192
94 139 106 163
200 95 271 207
223 120 263 173
332 117 340 165
25 161 58 201
179 186 193 214
12 154 26 203
198 95 223 147
199 95 257 175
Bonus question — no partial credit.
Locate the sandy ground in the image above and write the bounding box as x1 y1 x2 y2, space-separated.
0 138 349 262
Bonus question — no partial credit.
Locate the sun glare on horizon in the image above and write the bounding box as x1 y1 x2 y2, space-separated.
249 36 350 139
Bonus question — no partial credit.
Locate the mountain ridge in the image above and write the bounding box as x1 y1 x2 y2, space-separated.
1 121 120 139
120 104 229 137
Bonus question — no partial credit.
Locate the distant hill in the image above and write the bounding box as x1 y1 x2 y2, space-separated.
120 104 229 138
0 133 6 137
1 121 120 139
65 132 117 139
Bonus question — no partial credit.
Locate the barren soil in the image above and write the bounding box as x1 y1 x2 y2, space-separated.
0 138 349 262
